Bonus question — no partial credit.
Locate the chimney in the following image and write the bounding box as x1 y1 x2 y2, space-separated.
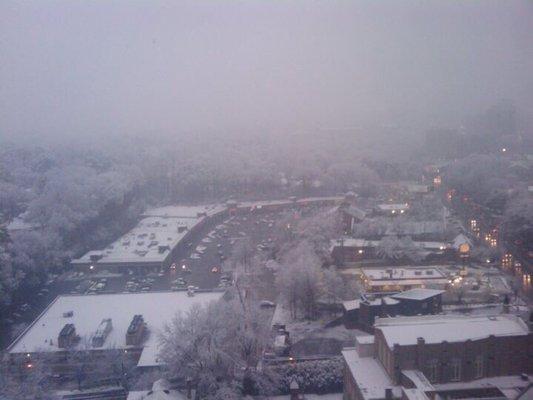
385 388 393 400
186 377 192 399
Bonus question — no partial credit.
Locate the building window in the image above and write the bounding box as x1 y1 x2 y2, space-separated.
474 356 483 378
426 359 438 382
450 358 461 381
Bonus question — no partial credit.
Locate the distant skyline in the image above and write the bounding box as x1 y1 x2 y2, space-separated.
1 0 532 139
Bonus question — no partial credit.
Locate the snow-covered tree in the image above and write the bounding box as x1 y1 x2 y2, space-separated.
376 235 424 263
158 298 272 399
277 241 322 319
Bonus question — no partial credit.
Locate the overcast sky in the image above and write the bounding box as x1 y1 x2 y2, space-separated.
1 0 532 139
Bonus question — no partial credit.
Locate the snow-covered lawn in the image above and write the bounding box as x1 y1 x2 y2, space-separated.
272 303 365 343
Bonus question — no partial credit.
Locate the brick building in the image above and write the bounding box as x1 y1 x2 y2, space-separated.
342 314 532 400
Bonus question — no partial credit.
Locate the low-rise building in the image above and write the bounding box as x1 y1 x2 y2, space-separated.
339 205 367 233
342 289 444 331
374 204 409 216
71 205 228 273
330 238 451 265
360 266 449 293
342 314 532 400
5 291 225 377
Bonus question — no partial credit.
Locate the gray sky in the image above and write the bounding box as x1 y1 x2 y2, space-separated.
1 0 532 139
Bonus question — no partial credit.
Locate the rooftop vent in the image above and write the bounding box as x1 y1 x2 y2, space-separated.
58 323 78 348
126 315 146 346
158 245 170 254
92 318 113 348
89 253 103 262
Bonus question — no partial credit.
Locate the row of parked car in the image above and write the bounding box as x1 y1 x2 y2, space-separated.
124 277 155 293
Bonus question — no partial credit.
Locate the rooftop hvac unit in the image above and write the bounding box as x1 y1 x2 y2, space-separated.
62 311 73 318
58 323 78 349
92 318 113 347
126 315 146 346
158 245 170 253
89 253 103 262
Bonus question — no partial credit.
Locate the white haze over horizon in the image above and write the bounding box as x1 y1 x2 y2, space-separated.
1 0 532 142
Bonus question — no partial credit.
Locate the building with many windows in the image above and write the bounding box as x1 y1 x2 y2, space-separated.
342 314 532 400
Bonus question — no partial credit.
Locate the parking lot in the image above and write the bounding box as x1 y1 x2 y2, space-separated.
0 208 294 348
61 210 286 293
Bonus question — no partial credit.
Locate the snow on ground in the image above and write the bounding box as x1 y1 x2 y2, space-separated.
272 303 365 343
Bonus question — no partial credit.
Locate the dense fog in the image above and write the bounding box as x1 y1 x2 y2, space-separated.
2 0 532 139
1 1 532 400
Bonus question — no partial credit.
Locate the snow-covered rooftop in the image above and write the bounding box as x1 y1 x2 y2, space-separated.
141 204 226 219
377 203 409 211
385 221 445 236
329 238 448 251
375 314 529 349
237 196 343 210
6 217 39 232
405 184 430 193
401 370 434 391
342 296 401 311
342 347 401 400
391 288 445 301
329 238 380 251
361 267 447 281
72 216 199 265
127 378 188 400
452 233 473 250
431 374 533 400
342 300 360 311
342 205 367 220
8 291 224 363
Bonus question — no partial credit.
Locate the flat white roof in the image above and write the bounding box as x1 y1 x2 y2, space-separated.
362 267 447 281
6 217 40 232
330 238 448 251
72 216 199 265
330 238 380 249
385 221 445 236
343 300 360 311
342 348 401 400
391 289 445 301
141 204 226 219
238 196 343 210
433 374 533 393
8 291 224 361
377 204 409 211
342 296 401 311
375 314 529 349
